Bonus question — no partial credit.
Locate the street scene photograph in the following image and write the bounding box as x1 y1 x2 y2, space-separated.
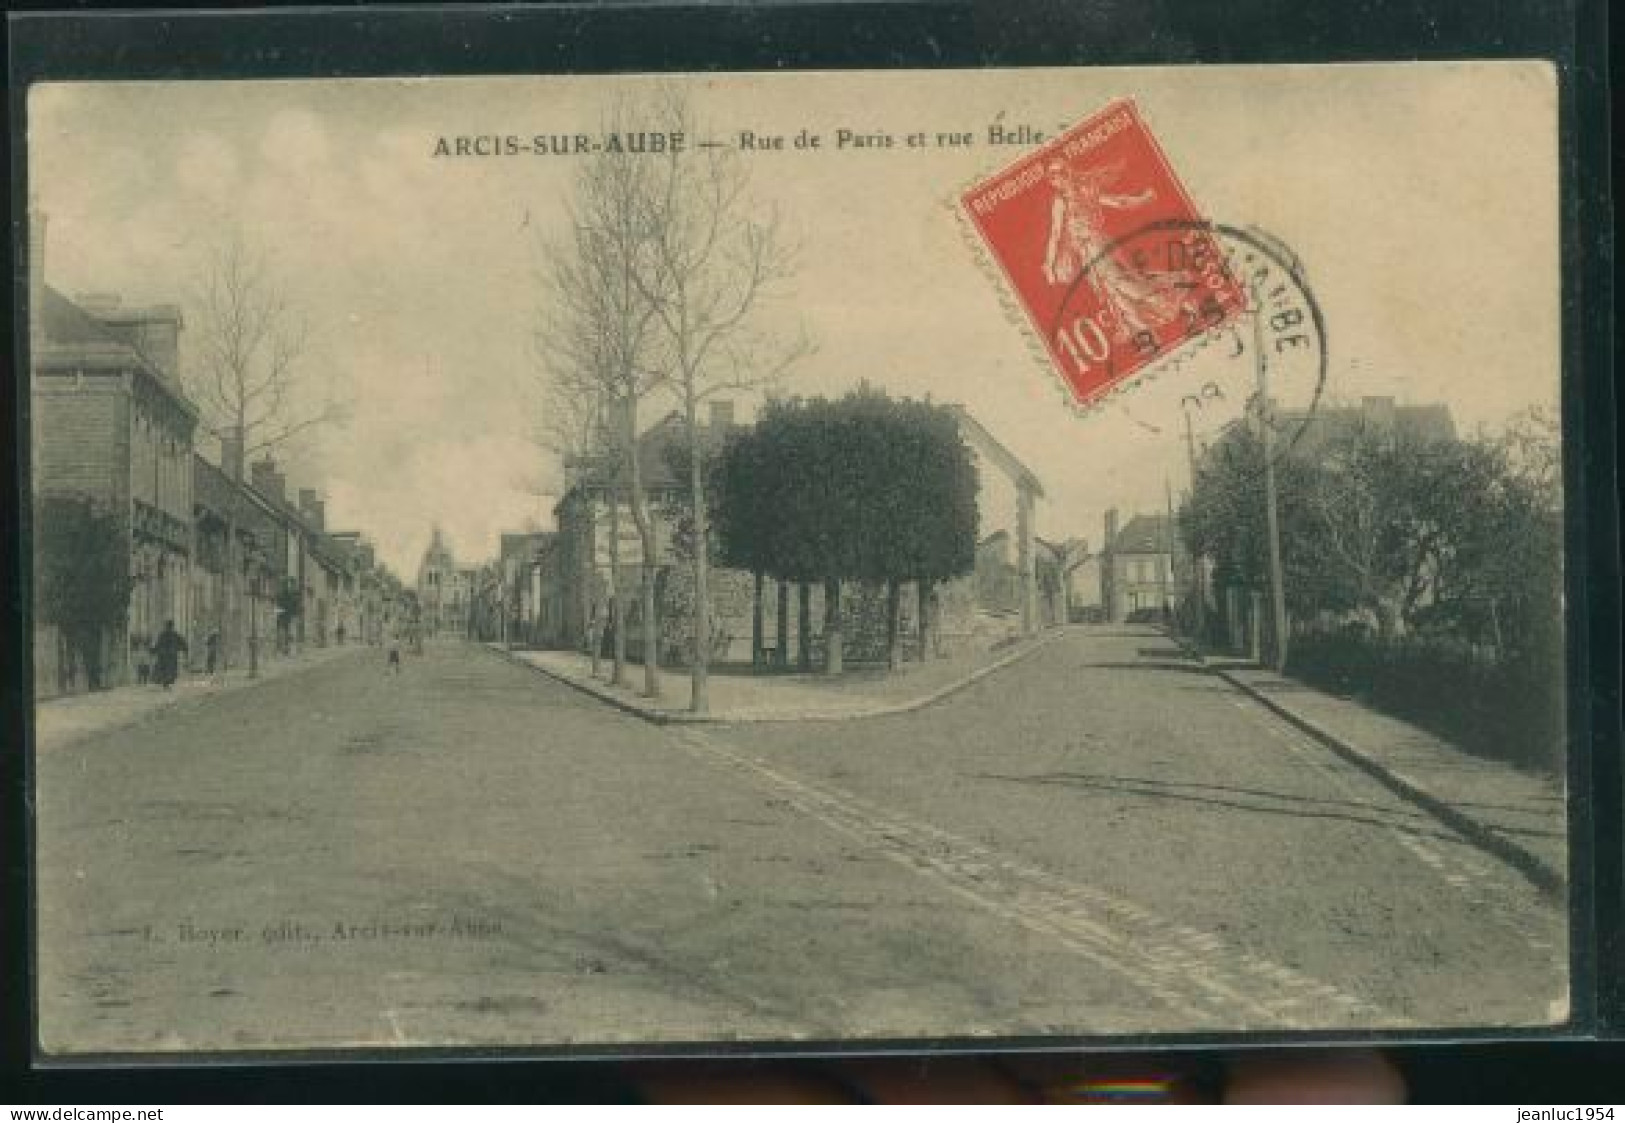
24 64 1569 1054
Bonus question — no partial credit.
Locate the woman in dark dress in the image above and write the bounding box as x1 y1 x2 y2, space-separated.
150 620 188 690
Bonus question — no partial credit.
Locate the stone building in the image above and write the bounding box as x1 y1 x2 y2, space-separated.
416 528 471 638
30 210 199 694
546 399 1053 667
1100 509 1180 623
496 531 560 647
191 448 283 672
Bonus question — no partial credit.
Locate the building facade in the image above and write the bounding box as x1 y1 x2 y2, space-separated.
416 528 471 638
545 400 1054 667
1100 509 1182 623
31 267 199 695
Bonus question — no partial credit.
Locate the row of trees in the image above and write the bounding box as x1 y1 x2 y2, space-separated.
1180 407 1563 767
535 92 809 714
711 389 980 674
1183 407 1560 653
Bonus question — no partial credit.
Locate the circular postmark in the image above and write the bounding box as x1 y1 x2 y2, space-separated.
1051 219 1327 462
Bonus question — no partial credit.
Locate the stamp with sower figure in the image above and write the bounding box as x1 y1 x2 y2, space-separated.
961 99 1247 407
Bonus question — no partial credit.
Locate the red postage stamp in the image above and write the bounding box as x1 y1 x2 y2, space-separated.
961 99 1246 407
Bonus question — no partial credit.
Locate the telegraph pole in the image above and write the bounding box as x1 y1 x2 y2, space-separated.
1162 476 1176 633
1181 406 1204 642
1253 289 1290 673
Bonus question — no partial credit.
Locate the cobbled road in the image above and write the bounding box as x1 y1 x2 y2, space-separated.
34 628 1566 1054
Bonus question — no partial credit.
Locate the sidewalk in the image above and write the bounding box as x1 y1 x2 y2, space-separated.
494 628 1065 725
32 643 363 753
1203 653 1566 896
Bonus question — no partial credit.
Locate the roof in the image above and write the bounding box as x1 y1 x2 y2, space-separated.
192 454 283 544
1279 397 1457 450
37 286 197 417
567 411 739 496
500 531 555 563
1110 514 1174 555
948 405 1045 499
419 528 458 576
309 534 352 574
40 286 127 350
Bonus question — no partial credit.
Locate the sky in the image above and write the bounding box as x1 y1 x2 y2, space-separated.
29 64 1561 578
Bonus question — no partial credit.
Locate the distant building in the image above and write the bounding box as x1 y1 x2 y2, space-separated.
496 531 559 647
947 406 1045 636
416 528 471 638
552 401 742 659
1278 395 1456 452
191 450 283 672
1100 509 1182 623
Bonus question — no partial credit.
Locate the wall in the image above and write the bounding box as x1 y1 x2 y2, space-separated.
31 378 129 505
31 376 134 695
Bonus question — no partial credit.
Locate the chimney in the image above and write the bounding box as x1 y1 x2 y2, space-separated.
220 428 245 482
27 203 45 356
1101 508 1120 623
251 457 285 503
708 399 736 434
1362 396 1397 429
81 298 185 390
132 305 184 388
298 488 325 530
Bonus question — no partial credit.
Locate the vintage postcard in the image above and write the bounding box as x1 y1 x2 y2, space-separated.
24 63 1569 1055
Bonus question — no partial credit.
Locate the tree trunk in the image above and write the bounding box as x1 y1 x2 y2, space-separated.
687 399 710 714
641 567 660 695
823 577 843 675
608 487 626 686
622 396 662 699
917 580 931 661
776 580 790 669
588 590 602 679
797 582 812 671
751 570 765 672
885 578 902 671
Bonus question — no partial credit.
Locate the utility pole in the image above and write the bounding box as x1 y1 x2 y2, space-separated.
1181 407 1205 643
1161 476 1176 633
247 550 259 678
1253 288 1290 673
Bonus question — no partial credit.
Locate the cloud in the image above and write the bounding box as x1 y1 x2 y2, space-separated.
175 132 241 206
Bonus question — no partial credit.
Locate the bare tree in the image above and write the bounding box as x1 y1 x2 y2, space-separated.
1036 536 1090 625
185 233 342 674
189 233 342 460
536 104 671 698
634 93 813 714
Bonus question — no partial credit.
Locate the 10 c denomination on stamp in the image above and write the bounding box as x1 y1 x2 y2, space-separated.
961 99 1245 407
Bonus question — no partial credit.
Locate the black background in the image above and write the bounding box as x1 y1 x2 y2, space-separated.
2 0 1616 1104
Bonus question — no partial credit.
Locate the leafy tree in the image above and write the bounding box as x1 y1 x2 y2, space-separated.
1179 425 1332 622
716 389 979 673
1183 409 1564 653
34 494 130 692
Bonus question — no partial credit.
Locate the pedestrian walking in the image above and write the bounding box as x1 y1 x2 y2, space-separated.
204 630 221 680
150 620 188 691
386 625 402 675
132 633 152 685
